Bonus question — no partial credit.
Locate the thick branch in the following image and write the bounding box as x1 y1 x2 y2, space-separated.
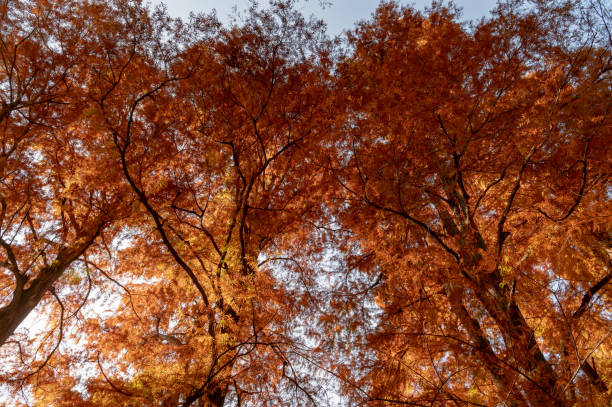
572 269 612 320
114 85 211 310
538 139 590 222
497 146 536 255
0 217 105 346
444 282 513 399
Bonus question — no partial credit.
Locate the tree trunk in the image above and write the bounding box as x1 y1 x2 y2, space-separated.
183 384 227 407
475 271 564 406
0 221 103 346
445 282 526 405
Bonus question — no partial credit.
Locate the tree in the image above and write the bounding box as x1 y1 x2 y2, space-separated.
0 0 129 351
1 0 610 406
4 1 336 406
329 1 611 405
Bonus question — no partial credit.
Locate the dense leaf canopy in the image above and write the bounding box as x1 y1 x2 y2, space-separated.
0 0 610 406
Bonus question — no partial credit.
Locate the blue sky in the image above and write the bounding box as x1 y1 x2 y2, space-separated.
159 0 500 36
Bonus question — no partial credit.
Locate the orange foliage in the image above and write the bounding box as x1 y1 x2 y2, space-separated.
0 0 609 406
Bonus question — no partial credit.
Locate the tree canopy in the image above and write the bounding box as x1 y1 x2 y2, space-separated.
0 0 610 406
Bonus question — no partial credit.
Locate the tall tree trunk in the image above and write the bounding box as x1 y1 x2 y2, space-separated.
475 270 564 406
0 220 103 346
445 282 526 406
183 384 227 407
